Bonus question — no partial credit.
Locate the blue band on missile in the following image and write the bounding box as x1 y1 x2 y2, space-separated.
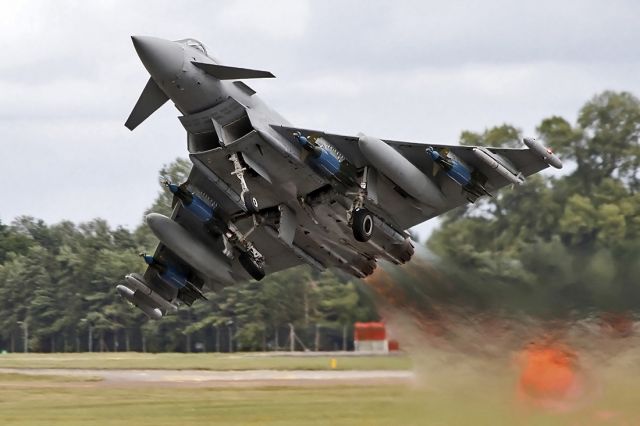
168 183 215 222
313 149 341 175
185 194 215 222
143 255 188 289
294 133 341 178
447 162 472 186
427 147 472 187
427 148 440 163
167 182 181 194
295 134 311 148
160 266 188 289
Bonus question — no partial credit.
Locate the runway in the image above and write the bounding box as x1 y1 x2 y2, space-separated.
0 368 413 387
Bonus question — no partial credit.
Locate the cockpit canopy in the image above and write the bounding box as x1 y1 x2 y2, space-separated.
176 38 207 55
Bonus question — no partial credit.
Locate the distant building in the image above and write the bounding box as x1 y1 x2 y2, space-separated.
354 322 399 352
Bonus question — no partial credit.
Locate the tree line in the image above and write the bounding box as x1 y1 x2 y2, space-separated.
0 215 381 352
424 91 640 320
0 160 378 353
0 90 638 352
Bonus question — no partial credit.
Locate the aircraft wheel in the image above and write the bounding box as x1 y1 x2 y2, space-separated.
352 208 374 242
242 192 259 213
239 252 265 281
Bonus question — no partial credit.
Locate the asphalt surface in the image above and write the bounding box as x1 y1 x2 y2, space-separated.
0 368 413 387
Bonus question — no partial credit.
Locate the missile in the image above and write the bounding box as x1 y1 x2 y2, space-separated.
293 132 323 158
472 148 525 185
146 213 233 283
164 181 215 223
358 135 445 208
124 273 178 313
523 137 563 169
427 147 473 185
293 133 358 187
137 258 208 301
141 254 189 289
116 285 163 320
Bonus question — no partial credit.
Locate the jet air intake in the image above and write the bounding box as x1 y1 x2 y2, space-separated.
358 135 445 208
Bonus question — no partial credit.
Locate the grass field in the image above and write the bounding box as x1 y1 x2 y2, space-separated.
0 372 100 383
1 350 639 425
1 366 639 426
0 352 411 371
3 380 419 426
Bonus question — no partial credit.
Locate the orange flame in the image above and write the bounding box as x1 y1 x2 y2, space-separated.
517 340 585 410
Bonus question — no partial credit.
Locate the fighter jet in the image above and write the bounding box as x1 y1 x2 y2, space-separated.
116 36 563 319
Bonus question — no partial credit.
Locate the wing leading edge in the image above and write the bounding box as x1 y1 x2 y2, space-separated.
271 125 560 229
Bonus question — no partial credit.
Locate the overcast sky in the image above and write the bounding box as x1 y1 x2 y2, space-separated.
1 0 639 239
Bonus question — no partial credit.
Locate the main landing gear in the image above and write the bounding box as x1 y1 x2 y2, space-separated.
242 191 259 213
163 174 265 281
352 208 374 242
223 216 266 281
238 251 265 281
348 166 374 242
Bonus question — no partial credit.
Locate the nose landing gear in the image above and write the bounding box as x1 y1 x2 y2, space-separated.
229 152 259 214
222 216 266 281
242 191 259 214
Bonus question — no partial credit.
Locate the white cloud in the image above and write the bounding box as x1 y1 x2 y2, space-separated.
217 0 310 40
1 0 639 238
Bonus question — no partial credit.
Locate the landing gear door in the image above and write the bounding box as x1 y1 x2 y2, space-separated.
366 167 380 205
277 204 297 247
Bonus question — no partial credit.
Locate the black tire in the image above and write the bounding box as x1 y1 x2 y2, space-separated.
352 208 374 242
242 191 259 213
239 252 265 281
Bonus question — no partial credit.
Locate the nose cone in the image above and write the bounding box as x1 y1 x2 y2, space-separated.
131 36 184 82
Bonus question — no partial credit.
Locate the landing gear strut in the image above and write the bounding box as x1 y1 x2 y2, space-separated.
223 216 266 281
348 167 374 242
229 152 259 214
161 176 265 281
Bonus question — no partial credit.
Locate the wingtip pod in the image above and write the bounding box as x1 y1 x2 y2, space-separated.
523 137 563 169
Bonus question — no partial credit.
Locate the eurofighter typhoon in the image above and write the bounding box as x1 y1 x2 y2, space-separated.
117 36 562 319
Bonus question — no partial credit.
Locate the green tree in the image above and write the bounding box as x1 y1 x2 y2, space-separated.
428 90 640 317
